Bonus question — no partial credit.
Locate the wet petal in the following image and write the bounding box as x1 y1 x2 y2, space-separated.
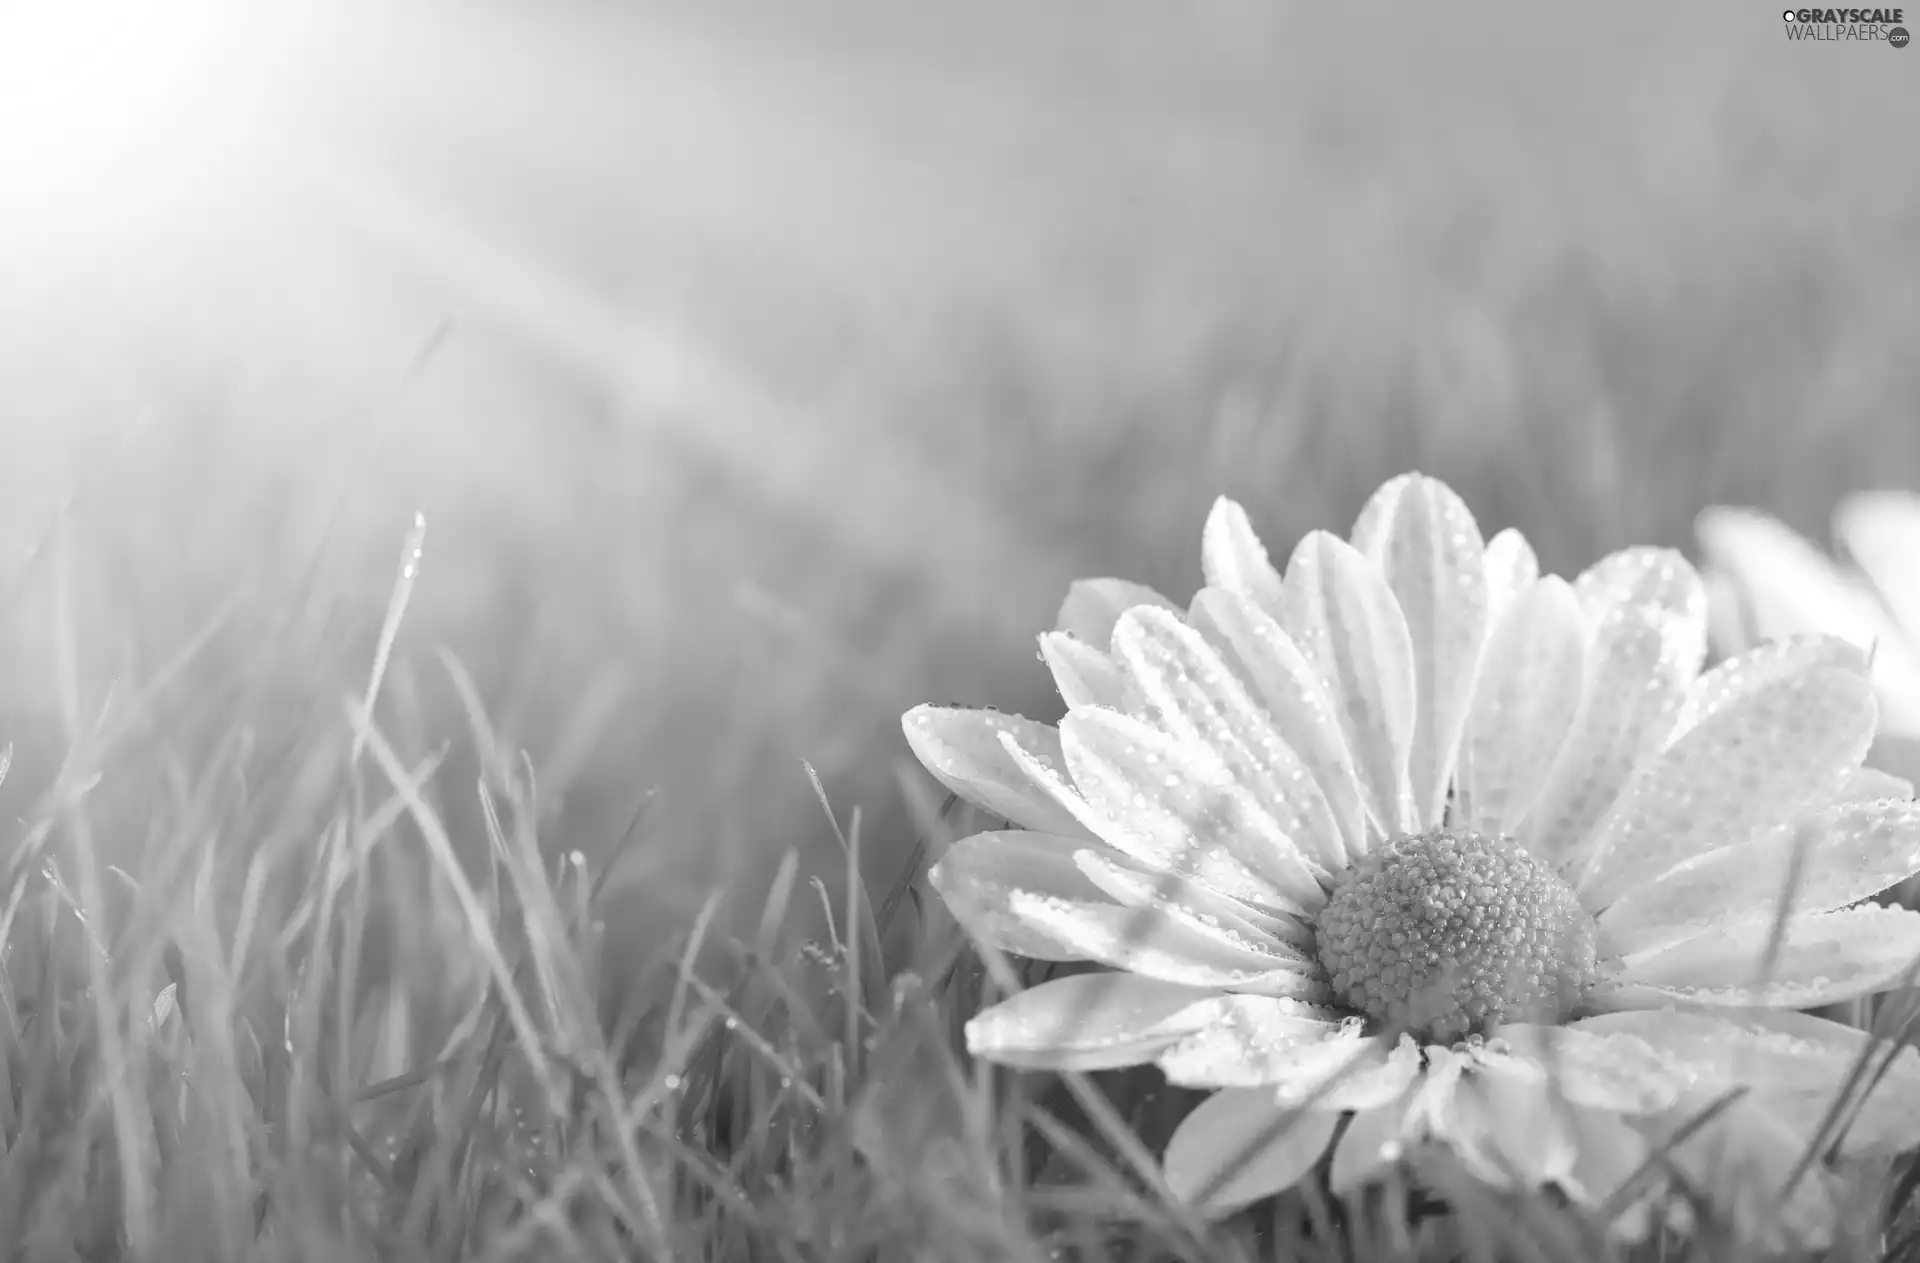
902 705 1092 839
1599 800 1920 957
1072 847 1311 949
1518 591 1700 874
1201 497 1286 621
1039 631 1130 712
1114 605 1346 874
1058 706 1328 911
1836 767 1914 803
1004 890 1320 995
1575 638 1877 909
1573 548 1711 657
1490 1024 1697 1114
1188 587 1368 863
1349 473 1491 829
1164 1089 1341 1216
1055 578 1182 647
965 972 1223 1070
1445 1055 1577 1187
1277 530 1418 837
1456 576 1587 837
1483 528 1540 621
1153 994 1347 1088
1182 1022 1418 1118
1595 905 1920 1009
1330 1098 1414 1194
928 830 1112 961
1648 1087 1854 1253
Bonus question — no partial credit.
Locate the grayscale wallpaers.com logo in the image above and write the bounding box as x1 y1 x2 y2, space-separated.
1782 7 1910 43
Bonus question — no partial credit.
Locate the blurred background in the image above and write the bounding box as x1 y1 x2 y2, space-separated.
2 0 1918 990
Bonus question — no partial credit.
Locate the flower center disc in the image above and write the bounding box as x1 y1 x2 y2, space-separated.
1314 828 1598 1043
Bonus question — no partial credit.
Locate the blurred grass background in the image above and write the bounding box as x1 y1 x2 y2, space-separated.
3 0 1918 1012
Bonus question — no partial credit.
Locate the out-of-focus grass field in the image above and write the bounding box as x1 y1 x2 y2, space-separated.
3 2 1919 1256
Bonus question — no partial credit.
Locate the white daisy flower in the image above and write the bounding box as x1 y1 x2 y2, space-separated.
1697 491 1920 742
904 472 1920 1237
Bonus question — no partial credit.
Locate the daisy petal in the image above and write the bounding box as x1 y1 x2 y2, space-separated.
1446 1055 1577 1187
1596 905 1920 1009
1039 631 1130 712
1201 497 1286 620
1491 1024 1696 1114
1055 578 1182 647
1058 707 1328 911
1575 638 1877 909
1277 530 1418 837
1113 606 1346 874
1456 576 1587 838
1163 1089 1340 1216
928 830 1111 962
1581 1008 1920 1160
1483 528 1540 621
1836 767 1914 803
1331 1098 1413 1194
1519 551 1706 870
1072 847 1311 948
902 706 1092 839
1349 473 1491 829
1004 891 1320 995
1175 1024 1421 1112
1153 994 1347 1087
1188 587 1368 863
1649 1088 1851 1254
1834 490 1920 655
1698 504 1896 649
1599 800 1920 957
965 973 1223 1070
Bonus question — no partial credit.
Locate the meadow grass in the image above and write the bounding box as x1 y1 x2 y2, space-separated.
6 5 1920 1259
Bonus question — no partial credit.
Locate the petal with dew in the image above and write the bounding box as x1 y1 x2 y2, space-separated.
1456 576 1587 838
1201 497 1286 621
1599 800 1920 957
1059 707 1328 911
902 706 1092 839
1349 473 1491 830
1039 631 1130 712
1483 527 1540 622
996 726 1291 910
1004 891 1321 997
1330 1097 1414 1194
1055 578 1182 647
1662 633 1868 750
1188 587 1368 863
1593 904 1920 1010
1113 605 1347 874
1153 994 1350 1088
1835 767 1914 803
1489 1024 1697 1114
1518 552 1706 871
929 830 1114 962
1072 846 1311 950
1443 1053 1578 1188
1277 530 1418 837
1581 1008 1920 1161
1175 1023 1422 1112
965 972 1224 1071
1164 1089 1341 1216
1575 639 1877 909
